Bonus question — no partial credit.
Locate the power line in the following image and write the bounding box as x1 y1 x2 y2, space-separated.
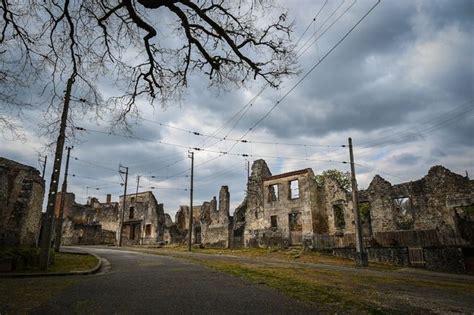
297 0 358 59
295 0 347 56
221 0 381 156
76 127 345 161
294 0 329 48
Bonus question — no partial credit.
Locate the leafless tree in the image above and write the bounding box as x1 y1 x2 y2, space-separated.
1 0 297 269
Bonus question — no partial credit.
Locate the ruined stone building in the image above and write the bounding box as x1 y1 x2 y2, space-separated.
0 157 45 247
200 186 233 248
55 192 118 245
242 161 323 247
119 191 166 245
175 205 202 244
232 160 474 249
163 213 182 244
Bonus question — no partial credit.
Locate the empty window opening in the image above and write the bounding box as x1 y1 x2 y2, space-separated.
393 197 411 215
333 204 345 229
288 212 302 231
271 215 278 228
145 224 152 236
129 206 135 219
289 180 299 199
268 184 279 202
130 197 135 204
129 225 136 240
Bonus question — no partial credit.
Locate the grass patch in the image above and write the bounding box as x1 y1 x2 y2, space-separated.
48 253 98 273
200 260 386 314
0 278 78 313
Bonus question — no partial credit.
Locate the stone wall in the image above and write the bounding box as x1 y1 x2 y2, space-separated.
243 159 272 246
243 160 324 247
175 205 202 244
423 247 466 274
0 157 45 247
359 166 474 236
320 177 354 236
119 191 166 245
201 186 232 248
332 247 410 266
57 193 119 245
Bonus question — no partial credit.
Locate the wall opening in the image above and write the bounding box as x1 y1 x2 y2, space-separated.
393 197 411 215
289 180 299 199
145 224 152 236
359 202 372 236
271 215 278 228
268 184 279 203
333 204 345 229
129 225 135 240
129 206 135 219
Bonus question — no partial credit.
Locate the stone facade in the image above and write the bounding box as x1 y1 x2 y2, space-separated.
0 157 45 247
200 186 233 248
229 161 474 253
358 166 474 239
163 213 183 244
119 191 166 245
175 205 202 244
56 192 119 245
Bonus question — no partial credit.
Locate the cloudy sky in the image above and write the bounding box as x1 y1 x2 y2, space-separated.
2 0 473 219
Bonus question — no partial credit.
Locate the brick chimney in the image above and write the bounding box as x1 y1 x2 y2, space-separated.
106 194 111 204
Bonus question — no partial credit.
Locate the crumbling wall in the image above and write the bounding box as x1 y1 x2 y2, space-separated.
243 159 272 246
321 177 354 236
175 204 202 244
361 166 474 236
0 157 45 247
232 197 247 248
119 191 166 245
201 186 232 248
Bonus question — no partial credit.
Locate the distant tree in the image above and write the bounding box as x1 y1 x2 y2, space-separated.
315 169 351 191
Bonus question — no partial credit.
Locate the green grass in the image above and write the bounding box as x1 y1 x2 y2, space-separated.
200 260 387 314
0 278 78 313
48 253 98 273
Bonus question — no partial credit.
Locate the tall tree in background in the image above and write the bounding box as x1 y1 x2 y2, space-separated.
0 0 297 269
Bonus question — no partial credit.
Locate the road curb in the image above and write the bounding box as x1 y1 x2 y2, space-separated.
0 250 103 278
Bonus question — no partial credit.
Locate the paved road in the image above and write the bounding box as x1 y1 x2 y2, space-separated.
32 247 314 314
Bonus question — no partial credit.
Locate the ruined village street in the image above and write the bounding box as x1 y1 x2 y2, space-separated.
2 246 474 314
1 247 314 314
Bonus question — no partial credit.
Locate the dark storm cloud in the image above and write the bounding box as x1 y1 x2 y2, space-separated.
1 0 473 217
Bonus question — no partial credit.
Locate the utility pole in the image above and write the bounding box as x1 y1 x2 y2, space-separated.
39 74 76 271
39 155 48 180
54 146 73 252
118 165 129 247
247 160 250 179
348 137 368 267
187 151 194 252
135 175 140 200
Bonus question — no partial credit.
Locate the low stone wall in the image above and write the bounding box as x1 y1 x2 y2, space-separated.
62 225 115 245
423 247 466 274
202 226 230 248
246 229 290 248
332 247 410 266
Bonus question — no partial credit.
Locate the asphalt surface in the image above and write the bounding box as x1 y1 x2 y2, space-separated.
31 247 315 314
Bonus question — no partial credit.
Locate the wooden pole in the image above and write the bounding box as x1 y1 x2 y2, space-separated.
187 151 194 251
54 146 72 252
348 137 368 266
118 165 128 247
39 75 75 270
